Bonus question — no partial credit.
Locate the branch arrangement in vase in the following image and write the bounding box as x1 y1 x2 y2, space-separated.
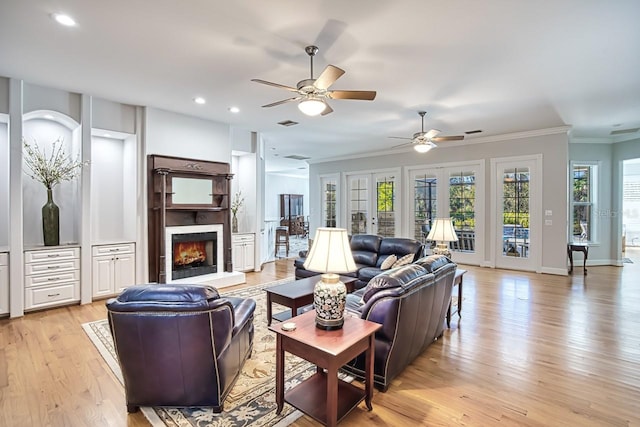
22 137 86 190
231 191 244 217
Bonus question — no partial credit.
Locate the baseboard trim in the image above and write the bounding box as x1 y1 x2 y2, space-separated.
540 267 568 276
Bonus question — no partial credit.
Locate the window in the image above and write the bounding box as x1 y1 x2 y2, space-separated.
321 179 337 227
571 163 598 242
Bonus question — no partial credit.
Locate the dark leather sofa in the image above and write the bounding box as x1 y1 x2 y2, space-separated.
295 234 424 289
106 284 256 413
341 255 456 391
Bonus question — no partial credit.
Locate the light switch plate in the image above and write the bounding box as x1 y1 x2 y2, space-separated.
545 219 553 226
545 210 553 216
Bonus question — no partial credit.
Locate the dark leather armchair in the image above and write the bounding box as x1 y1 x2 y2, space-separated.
106 284 256 413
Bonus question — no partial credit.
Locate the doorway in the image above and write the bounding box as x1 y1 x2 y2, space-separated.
623 158 640 264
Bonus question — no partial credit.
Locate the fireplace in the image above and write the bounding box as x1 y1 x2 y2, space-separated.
165 224 224 283
171 232 217 280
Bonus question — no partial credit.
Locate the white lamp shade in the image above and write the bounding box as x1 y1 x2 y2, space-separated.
298 98 327 116
303 228 356 273
426 218 459 242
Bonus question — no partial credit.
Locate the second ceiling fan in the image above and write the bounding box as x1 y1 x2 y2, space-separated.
390 111 465 153
252 45 376 116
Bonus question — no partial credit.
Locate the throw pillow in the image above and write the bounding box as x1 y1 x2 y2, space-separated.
380 254 397 270
392 253 414 268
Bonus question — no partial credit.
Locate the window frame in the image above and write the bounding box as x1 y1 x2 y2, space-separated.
570 161 599 244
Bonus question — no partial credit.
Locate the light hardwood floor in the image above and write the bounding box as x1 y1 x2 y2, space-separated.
1 258 639 426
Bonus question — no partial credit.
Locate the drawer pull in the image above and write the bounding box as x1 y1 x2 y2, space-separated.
47 254 60 257
47 265 61 269
109 249 120 252
47 277 60 281
47 293 61 298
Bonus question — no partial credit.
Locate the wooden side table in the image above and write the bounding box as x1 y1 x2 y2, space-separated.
567 243 589 274
269 310 381 426
447 269 466 328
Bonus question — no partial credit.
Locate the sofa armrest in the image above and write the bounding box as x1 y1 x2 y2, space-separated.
228 297 256 336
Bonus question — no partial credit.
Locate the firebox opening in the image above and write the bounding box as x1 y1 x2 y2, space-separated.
171 232 217 280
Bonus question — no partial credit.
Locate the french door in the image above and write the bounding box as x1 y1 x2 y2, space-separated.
408 162 484 265
491 156 541 271
345 171 399 237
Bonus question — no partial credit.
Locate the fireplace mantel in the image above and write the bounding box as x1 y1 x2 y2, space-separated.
147 154 235 283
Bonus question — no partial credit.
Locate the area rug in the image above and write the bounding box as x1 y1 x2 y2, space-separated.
82 278 315 427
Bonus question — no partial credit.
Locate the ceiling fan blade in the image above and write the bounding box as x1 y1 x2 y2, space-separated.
432 135 465 142
251 79 299 92
388 136 412 140
327 90 377 100
321 103 334 115
314 65 345 90
424 129 441 139
261 97 302 108
391 141 414 149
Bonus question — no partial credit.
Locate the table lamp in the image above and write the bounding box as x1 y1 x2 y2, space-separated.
303 227 356 330
426 218 458 258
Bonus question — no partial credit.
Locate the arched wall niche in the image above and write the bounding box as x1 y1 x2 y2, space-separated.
22 109 82 247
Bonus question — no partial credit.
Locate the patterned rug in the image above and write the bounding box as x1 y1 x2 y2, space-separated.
82 278 315 427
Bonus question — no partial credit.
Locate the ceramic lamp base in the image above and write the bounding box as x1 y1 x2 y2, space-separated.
313 273 347 330
433 242 451 258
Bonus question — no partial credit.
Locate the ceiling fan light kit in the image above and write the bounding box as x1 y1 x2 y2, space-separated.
414 141 435 153
298 97 327 116
252 45 376 116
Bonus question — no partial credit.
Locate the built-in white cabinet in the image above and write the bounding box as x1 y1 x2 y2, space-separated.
232 233 255 272
24 246 80 311
92 243 135 298
0 253 8 315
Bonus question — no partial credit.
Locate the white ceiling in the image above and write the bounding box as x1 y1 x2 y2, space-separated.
1 1 639 177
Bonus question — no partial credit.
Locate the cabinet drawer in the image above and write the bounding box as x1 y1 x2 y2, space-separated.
92 243 135 256
25 248 79 263
25 258 80 276
25 282 79 310
232 234 254 243
25 270 80 288
0 252 7 266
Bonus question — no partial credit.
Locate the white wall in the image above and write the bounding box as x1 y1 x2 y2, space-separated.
92 97 136 134
145 107 230 162
0 77 8 114
264 173 309 221
0 121 8 247
309 129 569 273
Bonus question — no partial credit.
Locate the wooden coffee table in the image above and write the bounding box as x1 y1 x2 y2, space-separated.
269 310 381 426
266 275 358 326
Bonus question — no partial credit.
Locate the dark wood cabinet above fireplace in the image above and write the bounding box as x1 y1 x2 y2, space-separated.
147 155 233 283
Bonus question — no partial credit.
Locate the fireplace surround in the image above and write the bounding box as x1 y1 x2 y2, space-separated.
148 155 243 286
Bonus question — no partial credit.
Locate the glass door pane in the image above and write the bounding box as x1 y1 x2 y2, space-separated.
375 174 397 237
412 171 438 243
321 177 337 227
502 167 530 258
348 175 369 235
449 170 476 253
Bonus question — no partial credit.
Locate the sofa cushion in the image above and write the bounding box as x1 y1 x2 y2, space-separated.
380 254 397 270
414 254 451 273
350 235 382 266
392 253 414 268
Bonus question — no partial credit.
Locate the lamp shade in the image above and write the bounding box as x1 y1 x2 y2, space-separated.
298 97 327 116
303 228 356 273
426 218 459 242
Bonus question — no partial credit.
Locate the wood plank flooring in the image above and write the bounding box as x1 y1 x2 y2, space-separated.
1 258 639 426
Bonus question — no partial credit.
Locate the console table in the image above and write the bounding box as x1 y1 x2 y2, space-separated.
269 310 381 426
447 269 466 327
567 242 589 275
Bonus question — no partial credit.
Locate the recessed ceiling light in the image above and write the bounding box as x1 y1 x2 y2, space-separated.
43 114 54 120
228 106 240 113
104 133 111 138
194 97 206 105
52 13 76 27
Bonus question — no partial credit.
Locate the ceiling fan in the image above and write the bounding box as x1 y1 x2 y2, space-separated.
251 45 376 116
389 111 464 153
